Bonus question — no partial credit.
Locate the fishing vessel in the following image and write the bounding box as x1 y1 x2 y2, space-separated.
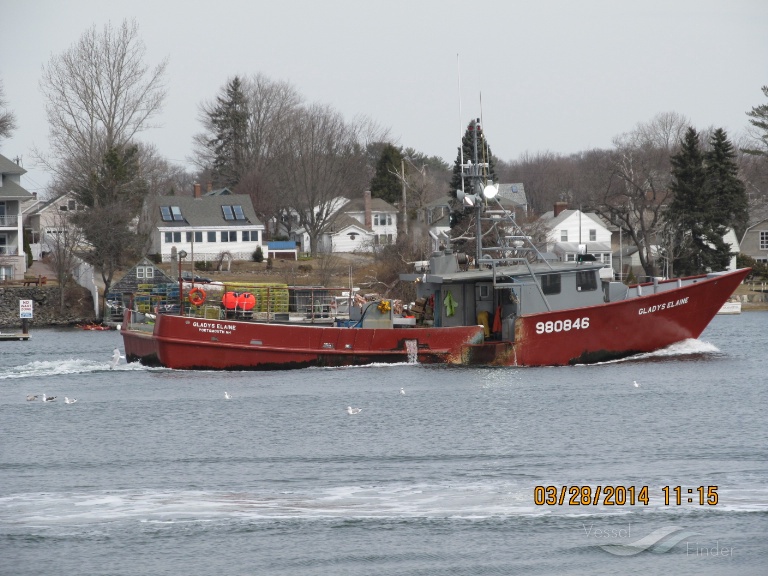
121 120 750 370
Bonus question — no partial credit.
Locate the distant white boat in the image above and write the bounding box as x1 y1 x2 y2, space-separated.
717 300 742 315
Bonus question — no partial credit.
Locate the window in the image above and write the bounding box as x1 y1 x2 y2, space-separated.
160 206 172 221
207 231 216 242
164 231 181 243
171 206 183 221
589 229 596 241
566 253 575 262
233 205 245 220
374 214 392 226
186 231 203 243
242 230 259 242
576 270 598 292
136 266 155 280
560 230 568 241
760 231 768 250
221 230 237 242
222 205 234 220
540 274 561 295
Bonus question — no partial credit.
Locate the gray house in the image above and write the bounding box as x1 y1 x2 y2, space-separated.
0 155 35 281
740 218 768 264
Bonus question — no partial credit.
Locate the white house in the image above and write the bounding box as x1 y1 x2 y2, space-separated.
293 191 399 253
22 190 89 261
538 203 613 266
150 184 265 263
0 154 35 281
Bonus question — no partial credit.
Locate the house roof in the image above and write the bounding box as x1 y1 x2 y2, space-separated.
0 154 26 176
339 196 397 214
0 176 34 200
539 209 610 229
203 187 233 196
154 194 263 228
497 183 527 206
325 212 372 234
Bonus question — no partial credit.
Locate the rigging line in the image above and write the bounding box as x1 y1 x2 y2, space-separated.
457 53 464 195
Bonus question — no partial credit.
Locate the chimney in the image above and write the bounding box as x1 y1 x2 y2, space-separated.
207 181 212 193
364 190 372 229
194 183 201 198
554 201 568 217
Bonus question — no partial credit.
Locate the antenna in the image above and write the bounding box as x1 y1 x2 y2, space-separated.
457 54 464 196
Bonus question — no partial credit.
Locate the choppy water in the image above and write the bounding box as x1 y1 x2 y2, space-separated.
1 313 766 575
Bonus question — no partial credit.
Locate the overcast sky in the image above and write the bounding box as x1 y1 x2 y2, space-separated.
1 0 766 195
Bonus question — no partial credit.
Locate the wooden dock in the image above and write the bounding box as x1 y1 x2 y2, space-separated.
0 332 30 341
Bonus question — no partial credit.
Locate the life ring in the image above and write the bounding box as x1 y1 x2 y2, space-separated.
188 287 206 306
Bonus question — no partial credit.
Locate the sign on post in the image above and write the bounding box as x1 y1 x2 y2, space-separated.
20 299 33 319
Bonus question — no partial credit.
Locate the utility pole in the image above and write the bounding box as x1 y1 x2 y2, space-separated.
401 158 407 235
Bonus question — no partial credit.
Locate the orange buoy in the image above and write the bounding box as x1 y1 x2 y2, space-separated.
236 292 256 311
188 287 206 306
221 291 239 309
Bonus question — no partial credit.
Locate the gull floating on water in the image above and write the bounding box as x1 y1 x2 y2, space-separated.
224 392 231 400
633 380 640 387
26 394 39 401
64 397 77 404
346 406 362 415
400 387 405 395
42 394 56 402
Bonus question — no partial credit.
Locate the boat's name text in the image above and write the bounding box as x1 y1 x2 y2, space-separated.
638 297 689 316
192 321 237 334
536 317 590 335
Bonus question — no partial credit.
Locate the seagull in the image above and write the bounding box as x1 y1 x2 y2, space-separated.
42 394 56 402
224 392 231 400
400 387 405 395
346 406 362 415
64 397 77 404
109 348 124 369
26 394 39 401
633 380 640 387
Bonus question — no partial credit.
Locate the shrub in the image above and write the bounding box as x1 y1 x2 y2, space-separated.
253 246 264 263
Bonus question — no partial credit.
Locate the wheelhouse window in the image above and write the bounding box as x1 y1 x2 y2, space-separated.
540 273 561 295
576 270 598 292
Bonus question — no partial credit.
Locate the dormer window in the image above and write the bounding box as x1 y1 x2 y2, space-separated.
161 206 184 221
222 205 246 220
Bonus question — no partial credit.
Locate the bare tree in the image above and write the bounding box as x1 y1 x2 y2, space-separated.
45 211 86 310
37 19 167 192
0 79 17 143
274 104 381 256
586 113 689 278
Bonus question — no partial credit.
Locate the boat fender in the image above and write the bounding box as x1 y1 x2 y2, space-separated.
189 287 206 307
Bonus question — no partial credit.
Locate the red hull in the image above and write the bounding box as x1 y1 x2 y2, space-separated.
462 268 750 366
121 268 749 370
121 320 161 366
152 315 485 370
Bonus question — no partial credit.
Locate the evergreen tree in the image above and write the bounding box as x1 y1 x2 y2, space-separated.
208 76 251 188
370 144 403 205
744 85 768 157
665 127 743 275
705 128 749 237
449 119 497 228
